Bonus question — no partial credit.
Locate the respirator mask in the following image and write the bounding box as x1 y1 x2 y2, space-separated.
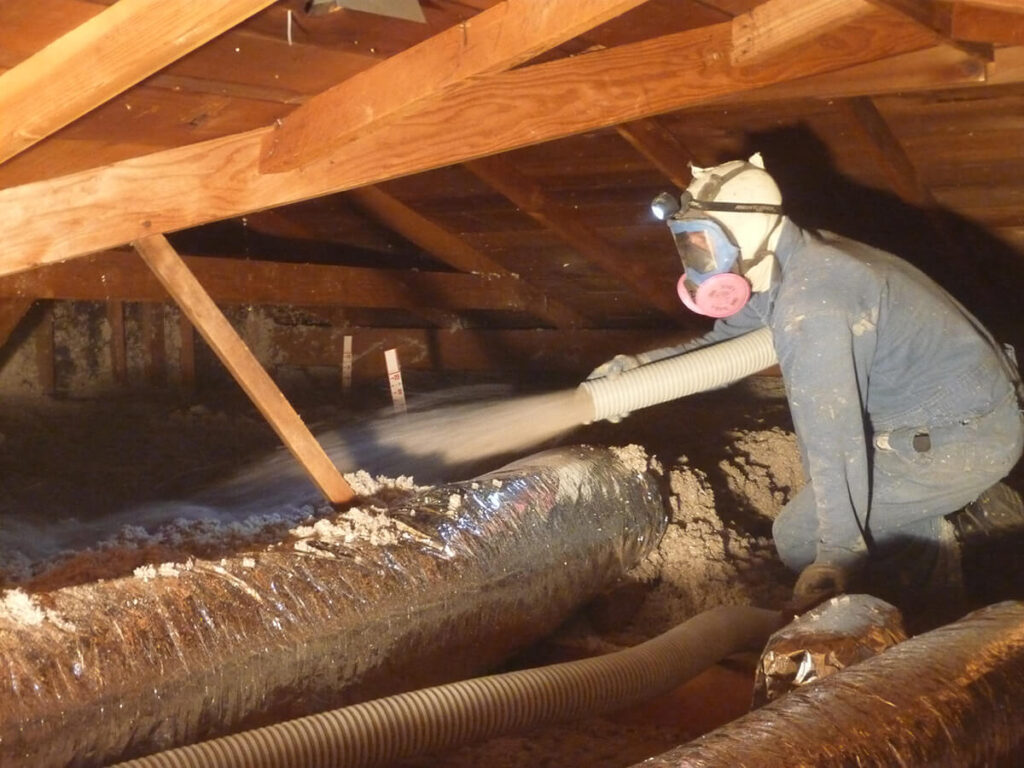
651 157 784 318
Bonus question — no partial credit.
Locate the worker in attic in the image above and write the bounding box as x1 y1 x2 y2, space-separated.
589 153 1024 611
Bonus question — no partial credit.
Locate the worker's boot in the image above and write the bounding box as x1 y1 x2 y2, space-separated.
946 481 1024 606
947 482 1024 540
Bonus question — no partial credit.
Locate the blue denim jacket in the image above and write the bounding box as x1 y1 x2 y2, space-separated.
647 220 1017 564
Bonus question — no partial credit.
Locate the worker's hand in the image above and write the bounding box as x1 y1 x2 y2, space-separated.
788 562 851 615
586 354 642 381
585 354 643 423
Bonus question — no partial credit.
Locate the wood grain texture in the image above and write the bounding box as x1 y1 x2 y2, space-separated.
863 0 995 58
466 154 683 319
731 0 873 66
134 234 354 504
0 250 529 312
347 185 590 328
0 0 276 164
260 0 651 172
0 13 939 275
615 118 695 190
950 1 1024 45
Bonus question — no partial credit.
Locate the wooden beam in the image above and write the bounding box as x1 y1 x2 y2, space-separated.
346 185 590 328
0 0 276 166
958 0 1024 10
722 40 989 104
949 1 1024 45
260 0 651 173
0 10 939 274
466 155 682 319
862 0 994 58
732 0 875 66
0 250 530 313
615 118 694 190
837 97 935 208
0 299 33 350
134 234 354 505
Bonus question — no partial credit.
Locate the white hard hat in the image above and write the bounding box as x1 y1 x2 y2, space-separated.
684 152 783 268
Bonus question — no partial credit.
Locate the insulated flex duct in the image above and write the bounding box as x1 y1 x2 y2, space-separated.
0 445 665 768
638 601 1024 768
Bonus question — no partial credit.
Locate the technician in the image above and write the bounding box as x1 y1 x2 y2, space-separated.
591 154 1024 604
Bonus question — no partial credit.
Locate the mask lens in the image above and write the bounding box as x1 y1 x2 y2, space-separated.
668 218 739 281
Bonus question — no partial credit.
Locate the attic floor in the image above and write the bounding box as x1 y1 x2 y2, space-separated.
0 377 1021 766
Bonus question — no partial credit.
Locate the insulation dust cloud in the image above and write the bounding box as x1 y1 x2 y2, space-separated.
0 387 595 583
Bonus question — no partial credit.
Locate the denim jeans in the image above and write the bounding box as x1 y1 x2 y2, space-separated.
774 391 1024 571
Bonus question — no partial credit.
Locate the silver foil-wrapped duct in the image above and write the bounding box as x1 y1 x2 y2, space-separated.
637 601 1024 768
0 445 665 768
752 594 907 706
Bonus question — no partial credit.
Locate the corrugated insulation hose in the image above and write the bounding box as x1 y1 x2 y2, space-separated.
579 327 778 423
111 605 782 768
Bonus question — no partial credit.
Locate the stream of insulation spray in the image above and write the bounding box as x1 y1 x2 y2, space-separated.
0 329 776 580
187 387 596 515
0 388 594 579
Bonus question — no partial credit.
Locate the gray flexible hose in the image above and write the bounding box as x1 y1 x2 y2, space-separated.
579 327 778 423
111 605 782 768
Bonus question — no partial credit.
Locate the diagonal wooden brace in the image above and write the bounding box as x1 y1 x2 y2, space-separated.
133 234 354 505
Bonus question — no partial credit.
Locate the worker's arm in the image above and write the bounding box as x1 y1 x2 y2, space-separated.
588 298 768 379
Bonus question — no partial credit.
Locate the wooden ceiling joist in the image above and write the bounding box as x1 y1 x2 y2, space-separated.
838 96 936 209
729 41 988 105
261 0 652 173
614 118 695 190
134 234 355 505
948 1 1024 46
346 185 590 328
0 7 944 275
465 154 682 319
0 251 529 313
863 0 993 59
731 0 876 67
0 0 277 166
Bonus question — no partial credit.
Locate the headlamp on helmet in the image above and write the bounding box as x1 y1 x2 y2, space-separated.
652 157 784 318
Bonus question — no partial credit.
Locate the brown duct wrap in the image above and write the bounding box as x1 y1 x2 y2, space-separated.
0 445 665 768
638 601 1024 768
752 594 907 706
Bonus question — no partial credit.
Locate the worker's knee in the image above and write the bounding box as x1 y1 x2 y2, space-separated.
773 486 817 572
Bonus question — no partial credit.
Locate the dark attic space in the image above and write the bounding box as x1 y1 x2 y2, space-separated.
2 1 1024 767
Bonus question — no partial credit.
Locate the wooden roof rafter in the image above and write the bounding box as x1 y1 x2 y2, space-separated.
615 118 696 191
0 0 279 166
345 185 591 328
731 0 883 66
465 154 683 320
945 0 1024 46
0 2 951 276
259 0 654 173
135 234 355 505
0 251 532 313
862 0 994 59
